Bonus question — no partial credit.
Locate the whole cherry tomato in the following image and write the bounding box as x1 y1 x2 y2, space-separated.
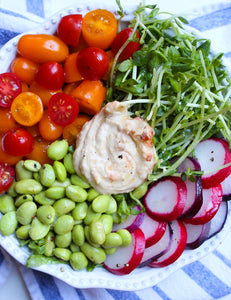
35 61 64 91
0 72 22 108
48 93 79 126
0 107 19 134
0 163 15 194
39 110 63 141
111 28 140 61
76 47 109 81
1 128 34 156
57 14 82 47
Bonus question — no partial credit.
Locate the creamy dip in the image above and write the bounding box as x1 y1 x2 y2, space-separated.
73 101 156 194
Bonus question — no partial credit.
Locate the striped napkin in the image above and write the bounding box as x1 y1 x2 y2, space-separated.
1 1 231 299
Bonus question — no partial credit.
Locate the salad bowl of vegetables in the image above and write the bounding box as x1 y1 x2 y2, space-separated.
0 1 231 291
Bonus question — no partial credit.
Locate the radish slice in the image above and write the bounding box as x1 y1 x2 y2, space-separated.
149 220 187 268
221 173 231 201
184 184 223 225
139 213 167 248
184 222 210 249
207 200 228 239
194 138 231 189
112 205 144 232
139 223 172 267
177 157 203 219
144 176 187 222
103 228 145 275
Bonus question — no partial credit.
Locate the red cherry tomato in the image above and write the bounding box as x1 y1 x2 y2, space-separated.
1 128 34 156
48 92 79 126
35 61 64 91
0 72 22 108
111 28 140 61
57 14 82 47
76 47 109 81
0 163 15 194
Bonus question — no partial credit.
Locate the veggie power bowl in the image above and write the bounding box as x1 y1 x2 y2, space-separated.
0 1 231 291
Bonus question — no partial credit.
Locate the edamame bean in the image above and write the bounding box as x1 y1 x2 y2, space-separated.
52 178 71 188
72 202 88 221
84 205 101 225
70 243 80 253
45 186 65 199
53 198 75 216
47 140 69 161
80 242 106 264
6 181 17 197
65 185 88 202
16 201 37 225
116 229 132 247
89 220 105 245
36 205 56 225
84 226 99 248
15 179 43 195
105 196 117 214
87 188 99 202
0 194 15 213
44 231 55 257
70 252 88 270
72 224 85 246
102 232 122 249
24 160 41 172
0 211 18 236
39 164 55 187
16 224 30 240
34 191 55 205
53 161 67 182
55 232 72 248
54 215 74 235
15 194 33 207
29 218 50 240
92 195 110 213
63 153 75 174
99 214 113 234
70 174 90 189
131 182 148 199
15 160 32 181
105 247 117 255
53 248 71 261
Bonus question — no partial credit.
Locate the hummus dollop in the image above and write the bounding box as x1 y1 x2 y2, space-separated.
73 101 156 194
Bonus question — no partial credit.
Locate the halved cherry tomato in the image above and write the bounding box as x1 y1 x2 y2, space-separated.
26 136 53 165
0 163 15 194
63 114 91 146
35 61 64 91
57 14 82 47
10 57 40 85
39 110 63 141
0 107 19 134
2 128 34 156
77 47 109 81
111 28 140 61
64 52 83 83
0 135 22 165
48 93 79 126
0 72 22 108
11 91 44 126
82 9 117 49
17 34 69 63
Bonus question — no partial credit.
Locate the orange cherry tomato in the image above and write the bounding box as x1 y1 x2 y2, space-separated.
63 114 91 146
11 91 44 126
82 9 117 49
26 136 53 165
21 81 29 92
17 34 69 63
70 34 88 53
63 82 81 95
64 52 83 83
0 107 19 134
30 81 62 108
70 80 106 115
39 110 63 141
25 124 40 138
10 57 40 85
0 135 22 165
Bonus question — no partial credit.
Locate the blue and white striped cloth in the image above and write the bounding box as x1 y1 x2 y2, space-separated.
1 1 231 299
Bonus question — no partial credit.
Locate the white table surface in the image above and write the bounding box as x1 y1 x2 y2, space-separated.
1 0 231 299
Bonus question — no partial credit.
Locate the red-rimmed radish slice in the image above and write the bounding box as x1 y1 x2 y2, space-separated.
184 222 210 249
221 172 231 201
139 213 167 248
177 157 203 219
144 176 187 222
103 228 145 275
207 200 228 239
139 222 172 267
149 220 187 268
194 138 231 189
112 205 144 232
184 184 223 225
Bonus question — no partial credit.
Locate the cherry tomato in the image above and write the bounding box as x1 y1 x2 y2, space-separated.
48 93 79 126
39 110 63 141
0 163 15 194
82 9 117 49
35 61 64 91
0 135 22 165
0 107 19 134
76 47 109 81
26 137 53 165
2 128 34 156
64 52 83 83
111 28 140 61
57 14 82 47
0 72 22 108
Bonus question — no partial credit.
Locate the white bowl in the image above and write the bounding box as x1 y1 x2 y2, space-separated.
0 2 231 291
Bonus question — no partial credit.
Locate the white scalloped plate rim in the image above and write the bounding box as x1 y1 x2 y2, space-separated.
0 2 231 291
